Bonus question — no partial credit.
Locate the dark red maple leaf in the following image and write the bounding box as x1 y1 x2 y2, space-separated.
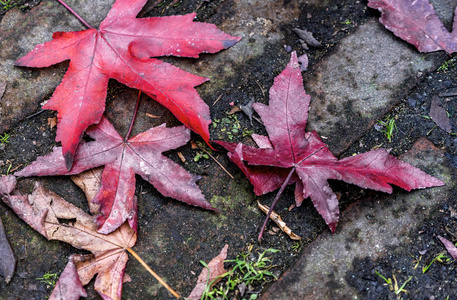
15 0 240 170
216 52 444 238
368 0 457 54
16 115 213 234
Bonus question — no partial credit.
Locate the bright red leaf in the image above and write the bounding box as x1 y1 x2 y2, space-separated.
216 52 444 233
0 175 136 300
16 116 213 234
15 0 240 170
368 0 457 54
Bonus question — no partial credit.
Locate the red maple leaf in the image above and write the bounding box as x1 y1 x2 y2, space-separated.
15 0 240 170
16 115 213 234
368 0 457 54
216 52 444 237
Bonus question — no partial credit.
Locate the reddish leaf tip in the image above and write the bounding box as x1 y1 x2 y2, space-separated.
328 222 337 234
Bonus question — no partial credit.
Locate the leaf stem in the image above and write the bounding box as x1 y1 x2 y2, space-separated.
258 166 296 242
126 91 142 140
55 0 94 29
126 247 181 299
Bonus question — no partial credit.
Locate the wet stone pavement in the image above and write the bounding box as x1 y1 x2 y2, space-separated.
1 0 457 299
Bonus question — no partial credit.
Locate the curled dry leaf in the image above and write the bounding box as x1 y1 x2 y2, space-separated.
0 175 136 300
429 95 452 133
257 201 301 241
292 28 323 49
216 52 444 234
188 244 229 300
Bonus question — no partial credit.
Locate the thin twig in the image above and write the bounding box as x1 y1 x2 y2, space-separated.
439 92 457 97
55 0 94 29
258 167 295 242
212 94 223 106
255 80 265 98
201 149 234 179
26 109 46 119
126 247 181 299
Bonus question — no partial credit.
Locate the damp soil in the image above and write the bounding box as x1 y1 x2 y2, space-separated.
1 0 457 299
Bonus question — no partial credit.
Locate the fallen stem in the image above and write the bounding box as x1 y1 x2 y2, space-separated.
125 91 142 140
201 148 234 179
126 247 181 299
258 167 295 242
55 0 94 29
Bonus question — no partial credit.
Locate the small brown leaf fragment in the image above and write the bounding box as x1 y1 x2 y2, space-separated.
439 236 457 259
71 168 103 214
292 28 323 48
187 244 229 300
177 152 186 163
240 98 256 125
145 112 161 118
0 217 16 284
297 54 309 72
228 106 241 115
0 175 17 195
257 201 301 240
47 117 57 129
430 95 452 133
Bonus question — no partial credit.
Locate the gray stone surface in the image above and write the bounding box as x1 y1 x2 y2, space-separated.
305 19 435 154
261 138 453 299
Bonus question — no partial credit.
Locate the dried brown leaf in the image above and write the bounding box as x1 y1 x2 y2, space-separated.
187 244 229 300
1 175 136 300
430 95 452 133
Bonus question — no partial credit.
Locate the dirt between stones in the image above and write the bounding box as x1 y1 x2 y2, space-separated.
0 0 456 299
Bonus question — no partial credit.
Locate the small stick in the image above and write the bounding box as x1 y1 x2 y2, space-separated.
55 0 94 29
201 149 234 179
126 247 181 299
257 201 301 240
439 92 457 97
26 109 46 119
258 167 295 242
212 94 223 106
255 80 265 98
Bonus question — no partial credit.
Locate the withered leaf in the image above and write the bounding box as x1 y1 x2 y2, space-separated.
0 175 136 300
430 95 452 133
188 244 229 300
